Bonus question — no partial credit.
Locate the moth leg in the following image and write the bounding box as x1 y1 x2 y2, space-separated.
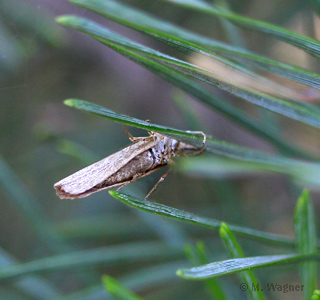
123 126 152 143
182 131 207 156
144 120 155 136
145 167 172 200
116 181 130 191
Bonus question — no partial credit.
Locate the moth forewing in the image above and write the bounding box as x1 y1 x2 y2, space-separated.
54 138 155 199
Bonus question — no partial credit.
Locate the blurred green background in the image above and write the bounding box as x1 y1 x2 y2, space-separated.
1 0 320 299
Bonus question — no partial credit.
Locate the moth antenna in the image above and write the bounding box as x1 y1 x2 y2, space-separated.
183 131 206 156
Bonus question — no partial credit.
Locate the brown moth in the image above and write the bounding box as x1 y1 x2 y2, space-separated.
54 128 206 200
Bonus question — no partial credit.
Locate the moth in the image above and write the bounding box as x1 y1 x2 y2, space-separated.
54 127 206 200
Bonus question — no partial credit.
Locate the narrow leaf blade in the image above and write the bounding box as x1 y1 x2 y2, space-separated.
0 242 182 280
102 275 145 300
184 243 228 300
69 0 320 89
58 15 320 130
57 15 315 158
165 0 320 58
176 253 317 280
294 190 318 299
109 191 294 247
220 223 265 300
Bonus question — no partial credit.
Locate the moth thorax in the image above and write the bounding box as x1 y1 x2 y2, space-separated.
151 136 180 165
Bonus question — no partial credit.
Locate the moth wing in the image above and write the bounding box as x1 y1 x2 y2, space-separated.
54 139 155 199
